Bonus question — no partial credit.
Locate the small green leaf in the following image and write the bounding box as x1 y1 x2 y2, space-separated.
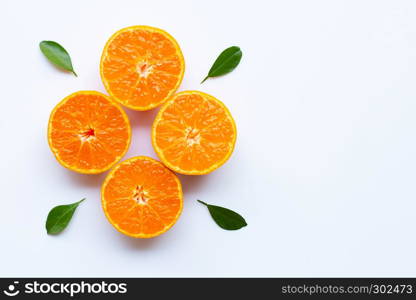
46 198 85 234
197 200 247 230
39 41 77 76
201 46 242 83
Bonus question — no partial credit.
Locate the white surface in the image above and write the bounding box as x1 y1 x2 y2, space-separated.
1 0 416 277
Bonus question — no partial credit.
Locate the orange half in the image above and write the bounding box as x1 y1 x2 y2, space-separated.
47 91 131 174
100 25 185 111
101 156 183 238
152 91 237 175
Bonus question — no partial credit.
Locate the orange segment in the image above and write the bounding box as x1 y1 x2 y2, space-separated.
101 156 183 238
152 91 237 175
48 91 131 174
100 25 185 111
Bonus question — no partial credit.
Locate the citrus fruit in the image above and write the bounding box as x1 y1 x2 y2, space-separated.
101 156 183 238
100 25 185 111
152 91 237 175
48 91 131 174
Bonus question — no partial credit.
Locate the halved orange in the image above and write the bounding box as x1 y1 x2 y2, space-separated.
47 91 131 174
101 156 183 238
152 91 237 175
100 25 185 111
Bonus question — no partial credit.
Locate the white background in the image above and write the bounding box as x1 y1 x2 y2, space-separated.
1 0 416 277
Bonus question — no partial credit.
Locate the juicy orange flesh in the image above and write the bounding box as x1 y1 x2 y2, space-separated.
49 94 129 171
103 158 182 235
102 28 183 108
154 93 236 172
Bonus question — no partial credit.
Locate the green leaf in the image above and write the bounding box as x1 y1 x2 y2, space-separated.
46 198 85 234
197 200 247 230
39 41 77 76
201 46 242 83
